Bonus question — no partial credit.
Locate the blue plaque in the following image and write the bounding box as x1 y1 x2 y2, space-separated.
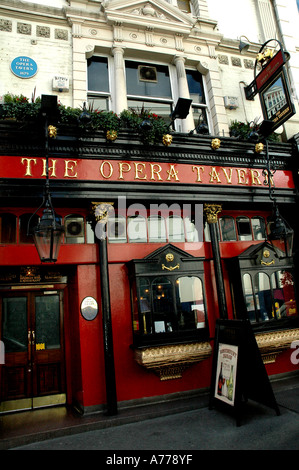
10 56 38 79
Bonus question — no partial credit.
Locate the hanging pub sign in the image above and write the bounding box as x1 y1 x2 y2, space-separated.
209 319 280 426
245 42 295 133
259 67 295 132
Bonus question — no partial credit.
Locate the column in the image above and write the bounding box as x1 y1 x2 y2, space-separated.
173 55 195 133
112 46 127 115
92 202 118 416
204 203 228 319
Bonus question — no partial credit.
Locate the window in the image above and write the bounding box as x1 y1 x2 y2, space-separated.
252 217 266 240
126 60 173 124
128 244 208 346
236 216 252 241
186 69 209 130
107 216 127 243
87 56 110 110
219 215 267 242
128 215 147 243
0 213 17 243
166 216 185 242
219 216 237 241
20 213 39 244
148 215 167 242
229 242 298 331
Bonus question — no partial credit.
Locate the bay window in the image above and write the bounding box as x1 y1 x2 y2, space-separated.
128 244 208 347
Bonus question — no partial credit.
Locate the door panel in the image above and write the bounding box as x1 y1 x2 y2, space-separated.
0 290 65 412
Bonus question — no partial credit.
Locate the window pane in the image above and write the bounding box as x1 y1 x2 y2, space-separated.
184 217 199 242
219 216 237 241
243 273 256 322
0 213 17 243
20 213 39 243
253 273 271 321
148 215 166 242
152 277 174 333
87 57 109 92
87 96 109 111
127 99 172 123
107 217 127 243
176 276 206 330
65 215 85 244
2 297 27 353
35 295 60 350
271 271 298 319
177 0 191 12
237 216 252 241
126 61 172 98
252 217 266 240
166 216 185 242
128 216 147 242
186 70 205 104
138 278 151 334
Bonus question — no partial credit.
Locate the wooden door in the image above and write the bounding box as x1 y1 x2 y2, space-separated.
0 290 65 412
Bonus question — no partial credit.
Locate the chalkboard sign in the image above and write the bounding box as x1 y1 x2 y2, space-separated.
209 319 280 426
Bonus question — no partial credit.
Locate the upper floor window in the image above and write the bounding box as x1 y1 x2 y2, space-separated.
126 60 173 124
186 69 208 129
87 56 110 111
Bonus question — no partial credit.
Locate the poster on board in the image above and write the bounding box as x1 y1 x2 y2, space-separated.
214 343 238 406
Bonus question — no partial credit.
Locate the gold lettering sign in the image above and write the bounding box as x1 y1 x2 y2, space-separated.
15 157 291 189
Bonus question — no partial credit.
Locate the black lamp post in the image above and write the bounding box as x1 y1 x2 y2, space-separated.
28 95 64 263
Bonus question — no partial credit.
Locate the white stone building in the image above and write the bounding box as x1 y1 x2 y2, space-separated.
0 0 298 139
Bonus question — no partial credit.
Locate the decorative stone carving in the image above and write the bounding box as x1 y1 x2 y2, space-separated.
0 19 12 32
55 29 68 40
134 342 212 380
36 25 50 38
17 23 31 35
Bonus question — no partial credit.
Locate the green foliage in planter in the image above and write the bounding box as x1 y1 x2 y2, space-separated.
120 107 169 144
1 92 40 120
0 93 169 144
229 119 279 142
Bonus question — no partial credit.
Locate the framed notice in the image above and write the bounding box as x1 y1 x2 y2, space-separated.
214 343 238 406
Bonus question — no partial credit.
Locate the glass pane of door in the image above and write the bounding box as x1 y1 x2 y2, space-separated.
2 297 27 352
35 295 60 350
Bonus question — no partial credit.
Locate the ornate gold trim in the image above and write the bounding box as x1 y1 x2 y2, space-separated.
162 263 180 271
134 341 212 380
91 202 114 223
256 328 299 364
204 203 222 224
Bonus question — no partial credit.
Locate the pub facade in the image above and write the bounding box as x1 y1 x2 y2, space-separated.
0 0 299 415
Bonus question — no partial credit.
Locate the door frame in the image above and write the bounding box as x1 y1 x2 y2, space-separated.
0 284 68 414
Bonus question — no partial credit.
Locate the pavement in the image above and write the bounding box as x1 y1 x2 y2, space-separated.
1 374 299 453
